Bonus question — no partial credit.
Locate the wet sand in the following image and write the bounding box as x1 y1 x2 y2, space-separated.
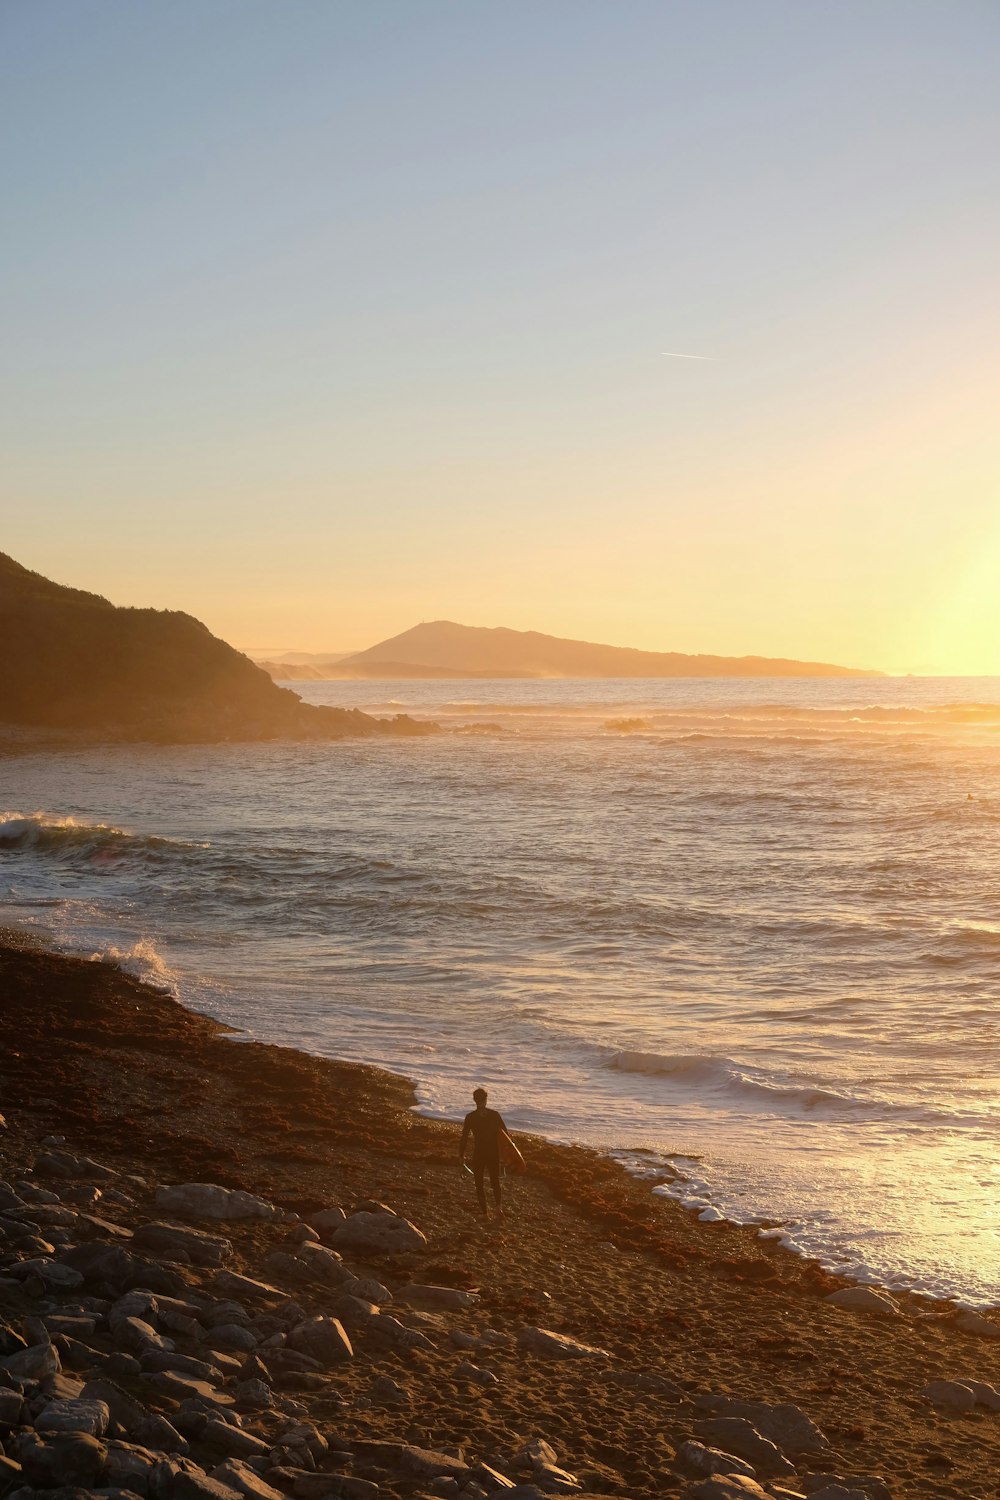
1 937 998 1497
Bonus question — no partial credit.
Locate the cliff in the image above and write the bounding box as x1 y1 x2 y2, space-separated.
0 553 430 742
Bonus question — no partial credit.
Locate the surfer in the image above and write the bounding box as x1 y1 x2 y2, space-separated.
459 1087 524 1219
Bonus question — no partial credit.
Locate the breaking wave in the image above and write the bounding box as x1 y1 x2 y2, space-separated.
0 812 203 865
602 1049 982 1124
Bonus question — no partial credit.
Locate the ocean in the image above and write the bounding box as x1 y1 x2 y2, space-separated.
2 675 998 1306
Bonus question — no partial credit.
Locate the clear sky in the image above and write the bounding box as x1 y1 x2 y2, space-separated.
2 2 998 673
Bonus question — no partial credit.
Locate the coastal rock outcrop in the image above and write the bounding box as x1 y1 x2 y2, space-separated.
155 1184 280 1223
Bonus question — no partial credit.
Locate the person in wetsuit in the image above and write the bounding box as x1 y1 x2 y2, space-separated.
458 1087 524 1219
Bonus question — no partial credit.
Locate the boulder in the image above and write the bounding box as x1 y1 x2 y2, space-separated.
133 1222 233 1266
287 1316 353 1366
134 1411 190 1453
104 1438 162 1493
693 1420 795 1477
964 1379 1000 1411
0 1387 24 1428
689 1477 770 1500
802 1475 890 1500
202 1323 258 1355
140 1370 236 1407
35 1398 110 1437
955 1309 1000 1339
707 1398 829 1453
210 1459 286 1499
155 1183 279 1223
213 1271 286 1302
16 1431 107 1488
0 1340 61 1381
516 1326 611 1360
34 1149 117 1181
807 1488 868 1500
60 1242 138 1287
331 1210 427 1255
202 1418 271 1460
396 1283 479 1310
675 1441 757 1480
922 1379 976 1412
9 1256 84 1291
824 1287 900 1318
292 1242 351 1284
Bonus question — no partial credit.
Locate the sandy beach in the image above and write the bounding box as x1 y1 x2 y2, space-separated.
0 937 998 1498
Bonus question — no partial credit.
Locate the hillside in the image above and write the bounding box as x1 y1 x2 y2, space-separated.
0 553 428 742
292 620 875 679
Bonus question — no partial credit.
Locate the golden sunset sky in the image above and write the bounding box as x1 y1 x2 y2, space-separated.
2 3 998 673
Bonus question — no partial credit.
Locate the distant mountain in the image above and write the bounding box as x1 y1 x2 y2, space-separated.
279 620 876 679
0 553 429 742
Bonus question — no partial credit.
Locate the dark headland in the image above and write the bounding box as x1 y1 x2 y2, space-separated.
0 937 997 1499
0 554 431 745
258 622 879 682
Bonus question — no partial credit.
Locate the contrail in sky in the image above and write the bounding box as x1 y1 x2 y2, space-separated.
661 350 718 360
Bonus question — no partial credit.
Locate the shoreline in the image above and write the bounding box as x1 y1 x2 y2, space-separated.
2 936 999 1497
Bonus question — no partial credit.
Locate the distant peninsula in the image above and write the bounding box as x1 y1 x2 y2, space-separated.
0 553 431 744
258 620 877 681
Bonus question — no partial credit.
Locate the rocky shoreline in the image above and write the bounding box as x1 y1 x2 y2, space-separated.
0 940 998 1500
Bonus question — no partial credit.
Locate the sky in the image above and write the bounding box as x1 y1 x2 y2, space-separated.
2 1 998 674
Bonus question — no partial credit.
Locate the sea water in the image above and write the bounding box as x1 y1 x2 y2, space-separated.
1 676 998 1306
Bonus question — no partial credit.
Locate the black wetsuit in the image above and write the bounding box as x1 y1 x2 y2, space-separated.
461 1106 506 1213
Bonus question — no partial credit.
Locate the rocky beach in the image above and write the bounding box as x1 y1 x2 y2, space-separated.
0 939 997 1500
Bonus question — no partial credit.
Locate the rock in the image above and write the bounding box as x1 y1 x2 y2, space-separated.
140 1350 226 1383
80 1376 150 1434
675 1441 757 1480
516 1327 611 1360
202 1418 271 1460
114 1313 174 1354
954 1309 1000 1338
140 1370 235 1407
133 1222 233 1266
922 1379 976 1411
310 1207 347 1235
60 1242 138 1287
472 1464 517 1491
36 1398 110 1437
0 1388 24 1428
155 1184 278 1222
134 1412 190 1454
806 1488 868 1500
396 1284 479 1310
824 1288 900 1318
351 1438 465 1479
286 1316 353 1366
210 1459 286 1499
203 1324 258 1355
34 1149 117 1181
964 1379 1000 1411
16 1430 107 1488
694 1420 795 1477
688 1477 770 1500
169 1470 247 1500
456 1360 499 1386
802 1474 890 1500
213 1271 286 1303
372 1374 410 1405
104 1438 162 1494
0 1340 61 1381
9 1257 84 1290
707 1399 829 1453
0 1454 21 1490
331 1211 427 1256
293 1243 351 1285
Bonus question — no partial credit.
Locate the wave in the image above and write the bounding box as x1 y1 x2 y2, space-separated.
602 1049 984 1124
0 812 204 865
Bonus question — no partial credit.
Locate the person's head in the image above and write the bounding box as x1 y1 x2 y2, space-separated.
473 1087 488 1108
